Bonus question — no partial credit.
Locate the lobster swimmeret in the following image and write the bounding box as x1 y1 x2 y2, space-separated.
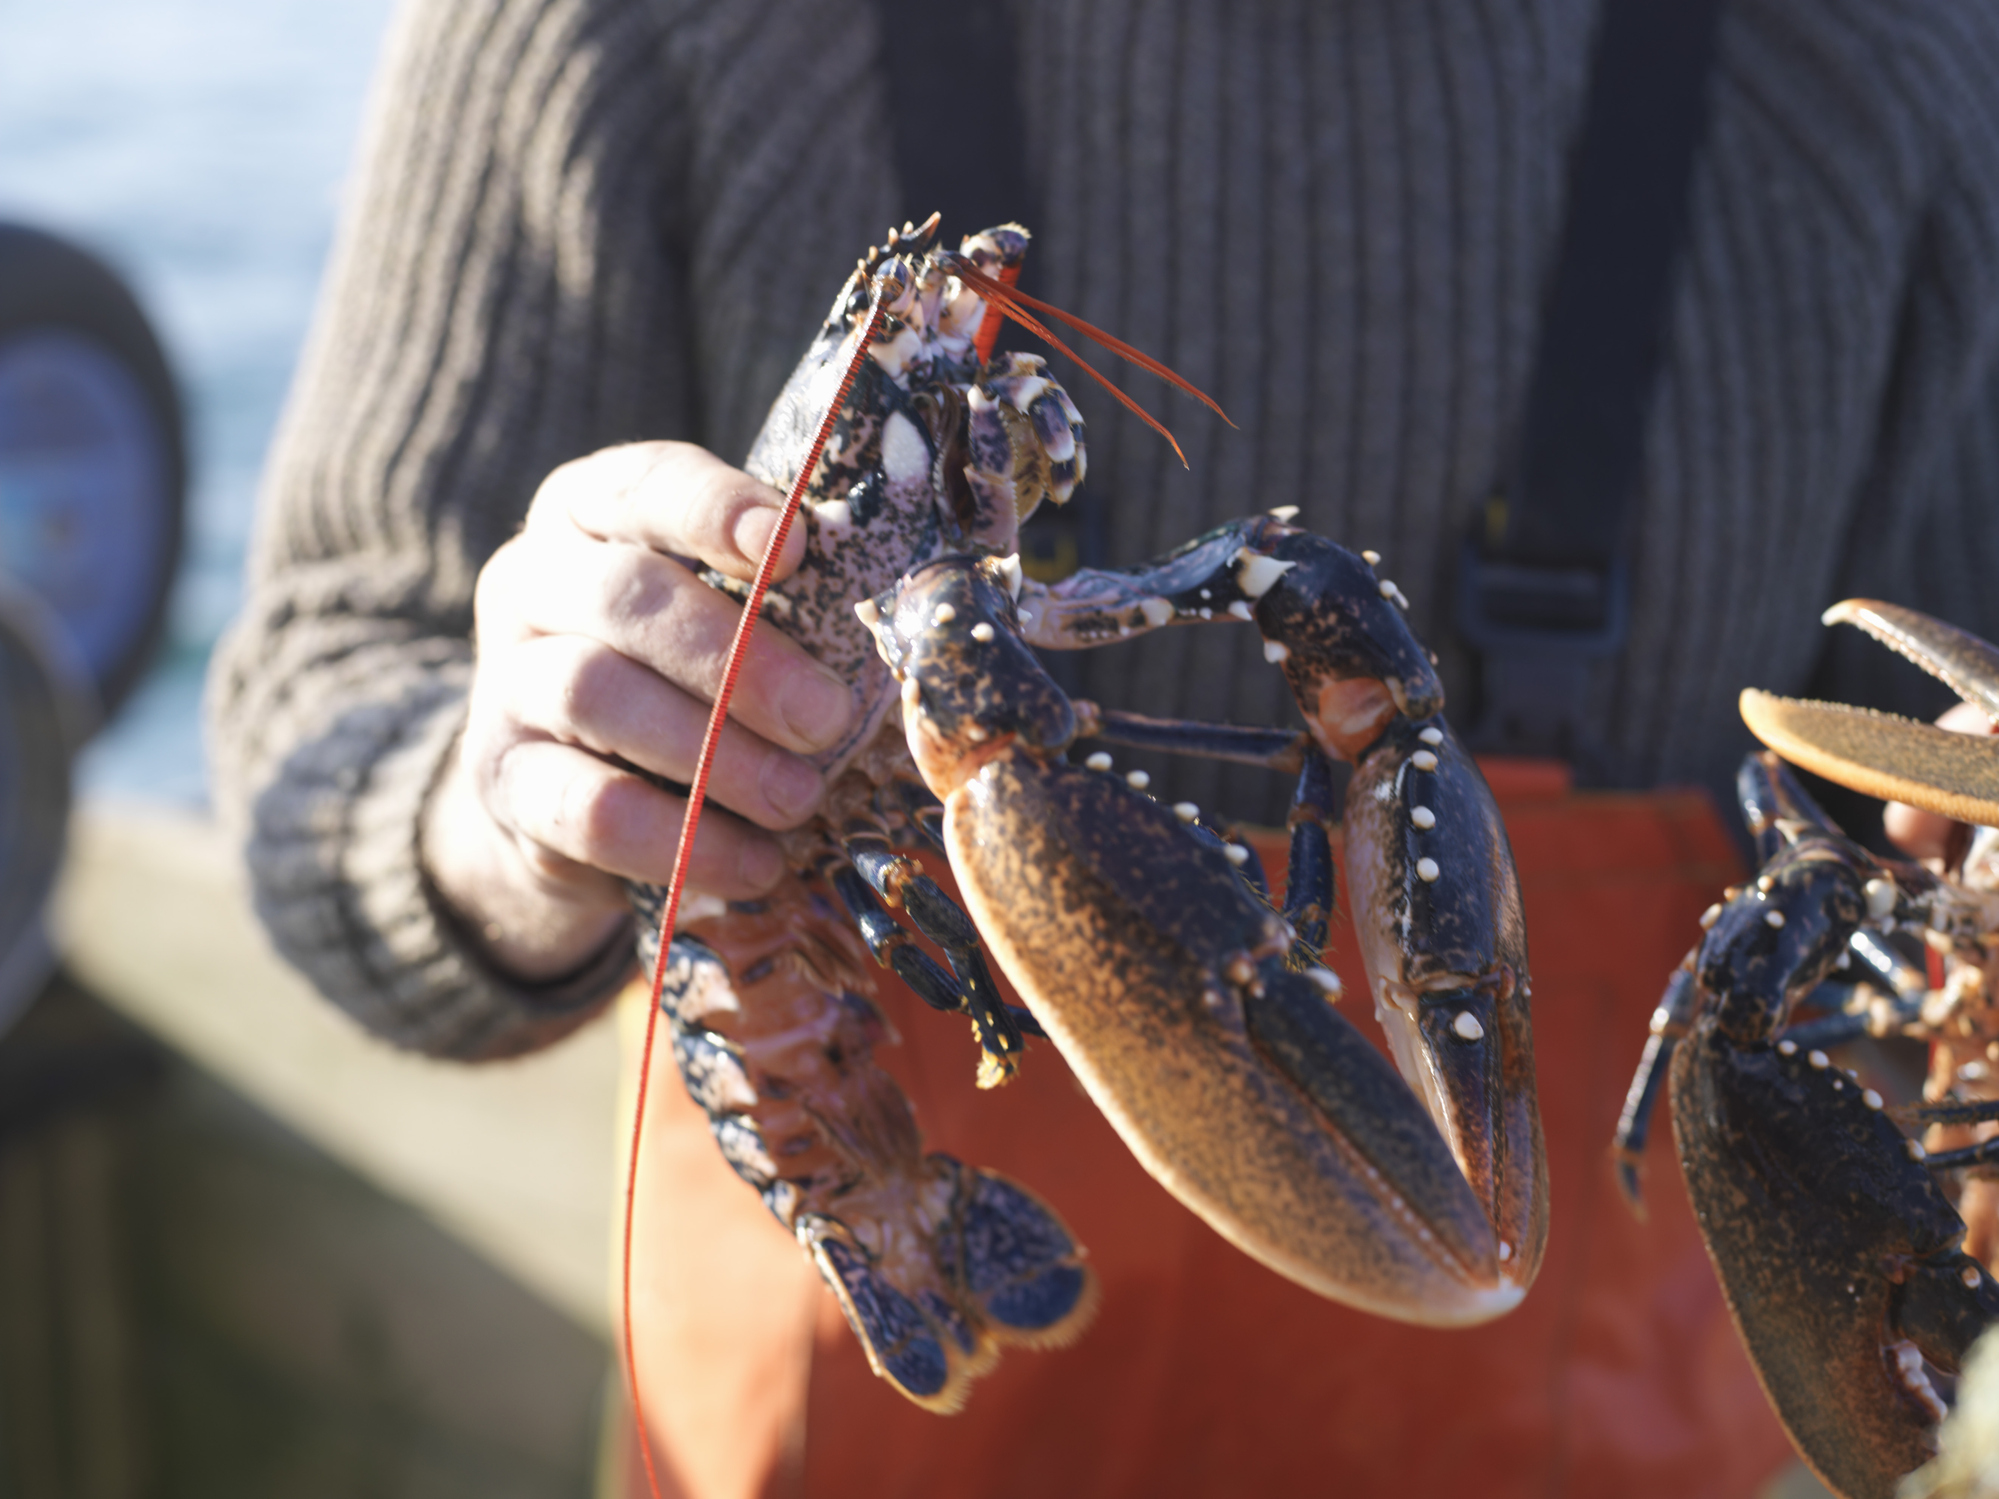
626 218 1547 1419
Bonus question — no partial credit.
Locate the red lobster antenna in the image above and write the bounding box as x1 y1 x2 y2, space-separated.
621 279 889 1499
941 251 1234 466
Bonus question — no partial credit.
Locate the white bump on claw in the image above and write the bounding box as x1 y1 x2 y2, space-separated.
1865 877 1897 919
1268 505 1300 521
932 603 956 625
1908 1138 1928 1161
1411 750 1439 772
1228 600 1254 621
997 553 1025 601
1416 857 1441 883
1967 1266 1985 1289
1893 1340 1951 1425
1778 1039 1798 1056
1419 726 1444 746
1234 550 1298 599
1223 844 1250 865
1765 910 1786 929
1174 802 1200 822
1378 579 1397 599
1410 806 1437 830
1305 966 1343 998
1453 1011 1484 1041
970 621 995 642
1808 1049 1829 1070
1864 1089 1884 1110
1263 639 1290 663
1085 752 1113 772
1361 550 1381 566
1699 903 1723 929
1127 770 1151 790
1139 597 1176 628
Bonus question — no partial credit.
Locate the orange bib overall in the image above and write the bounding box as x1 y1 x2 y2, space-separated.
622 763 1792 1498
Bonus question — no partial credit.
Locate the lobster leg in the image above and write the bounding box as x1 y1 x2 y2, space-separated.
1073 706 1307 771
1283 745 1338 955
840 829 1027 1086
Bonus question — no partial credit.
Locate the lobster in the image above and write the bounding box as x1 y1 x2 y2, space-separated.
622 218 1548 1438
1612 601 1999 1499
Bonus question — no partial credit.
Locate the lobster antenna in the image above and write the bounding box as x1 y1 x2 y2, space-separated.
621 283 889 1499
942 253 1233 465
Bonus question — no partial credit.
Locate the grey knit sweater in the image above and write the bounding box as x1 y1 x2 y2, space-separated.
209 0 1999 1059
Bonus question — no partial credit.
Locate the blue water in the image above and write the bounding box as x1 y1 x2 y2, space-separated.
0 0 399 804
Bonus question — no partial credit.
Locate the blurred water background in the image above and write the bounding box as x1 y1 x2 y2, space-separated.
0 0 400 804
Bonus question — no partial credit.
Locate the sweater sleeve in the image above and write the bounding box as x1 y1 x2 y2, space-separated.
206 0 697 1059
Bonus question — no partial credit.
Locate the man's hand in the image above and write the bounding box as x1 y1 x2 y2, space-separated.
422 442 855 981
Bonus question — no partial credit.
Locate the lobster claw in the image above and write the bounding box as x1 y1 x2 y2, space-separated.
1666 818 1999 1499
871 548 1543 1324
1341 715 1546 1292
1741 600 1999 827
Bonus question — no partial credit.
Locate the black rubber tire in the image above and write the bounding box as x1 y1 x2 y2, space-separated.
0 221 186 721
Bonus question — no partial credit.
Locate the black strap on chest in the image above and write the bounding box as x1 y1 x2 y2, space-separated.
1457 0 1724 772
874 0 1036 245
874 0 1091 594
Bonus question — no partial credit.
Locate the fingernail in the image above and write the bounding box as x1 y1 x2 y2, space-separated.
780 669 854 750
762 752 822 823
733 505 783 563
739 839 784 890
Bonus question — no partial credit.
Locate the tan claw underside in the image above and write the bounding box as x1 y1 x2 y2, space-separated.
1740 689 1999 827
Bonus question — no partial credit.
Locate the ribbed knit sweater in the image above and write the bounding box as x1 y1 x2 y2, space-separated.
209 0 1999 1058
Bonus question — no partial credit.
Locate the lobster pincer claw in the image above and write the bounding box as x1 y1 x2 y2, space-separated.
1740 599 1999 829
947 748 1523 1323
1342 713 1548 1291
1669 830 1999 1499
871 549 1539 1324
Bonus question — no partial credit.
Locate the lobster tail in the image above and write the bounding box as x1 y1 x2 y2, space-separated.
635 877 1094 1414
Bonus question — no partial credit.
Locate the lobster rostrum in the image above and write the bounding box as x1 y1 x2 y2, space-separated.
626 218 1547 1432
1612 603 1999 1499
